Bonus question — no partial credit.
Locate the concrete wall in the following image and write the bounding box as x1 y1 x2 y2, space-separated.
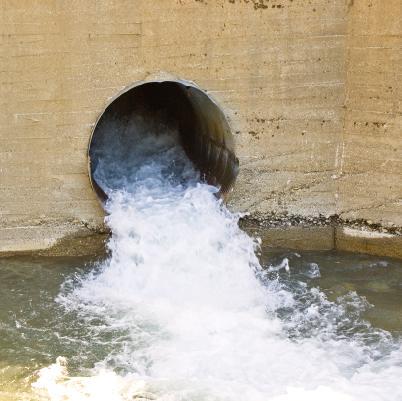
340 0 402 226
1 0 401 256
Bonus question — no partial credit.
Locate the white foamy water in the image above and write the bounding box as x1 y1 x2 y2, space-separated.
33 120 402 401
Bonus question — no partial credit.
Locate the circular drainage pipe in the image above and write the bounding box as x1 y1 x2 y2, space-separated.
88 80 239 202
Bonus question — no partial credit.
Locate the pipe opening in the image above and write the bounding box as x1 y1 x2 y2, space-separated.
89 81 239 203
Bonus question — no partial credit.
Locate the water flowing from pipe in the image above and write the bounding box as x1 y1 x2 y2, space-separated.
33 120 402 401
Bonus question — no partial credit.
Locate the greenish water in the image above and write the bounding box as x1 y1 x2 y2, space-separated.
260 250 402 335
0 256 100 400
0 251 402 400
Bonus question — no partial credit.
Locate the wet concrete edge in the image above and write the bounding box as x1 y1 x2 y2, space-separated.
1 215 401 260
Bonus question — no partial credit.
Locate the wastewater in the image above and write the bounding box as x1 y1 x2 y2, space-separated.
1 119 402 401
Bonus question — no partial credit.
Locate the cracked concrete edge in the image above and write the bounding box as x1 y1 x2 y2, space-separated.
1 214 401 260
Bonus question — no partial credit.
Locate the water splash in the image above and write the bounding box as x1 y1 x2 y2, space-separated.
33 120 402 401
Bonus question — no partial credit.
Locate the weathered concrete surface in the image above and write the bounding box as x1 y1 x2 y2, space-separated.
1 0 401 257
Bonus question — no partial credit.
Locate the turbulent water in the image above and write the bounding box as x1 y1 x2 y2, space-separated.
18 120 402 400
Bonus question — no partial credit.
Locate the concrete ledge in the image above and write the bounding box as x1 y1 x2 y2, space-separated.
0 224 107 257
336 227 402 260
242 223 334 251
1 219 401 260
241 213 402 260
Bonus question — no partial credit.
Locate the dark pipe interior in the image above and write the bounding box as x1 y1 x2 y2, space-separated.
89 81 239 202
